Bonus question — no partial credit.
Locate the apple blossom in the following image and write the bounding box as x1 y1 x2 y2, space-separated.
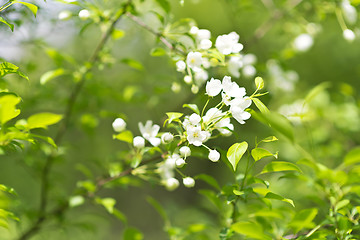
187 126 208 146
222 76 246 98
206 78 222 97
186 51 202 72
200 39 212 49
215 32 243 55
79 9 91 20
176 60 186 72
112 118 126 132
197 29 211 40
58 11 72 20
133 136 145 148
189 113 201 125
184 75 192 84
139 120 161 147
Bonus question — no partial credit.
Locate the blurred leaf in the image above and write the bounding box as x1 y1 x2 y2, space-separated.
146 196 168 222
0 209 19 222
13 1 38 17
252 98 269 114
123 227 143 240
96 197 116 214
120 58 144 71
251 148 274 161
111 29 125 40
27 113 63 129
288 208 318 233
69 195 85 208
255 77 264 90
29 134 57 148
260 136 278 143
195 174 221 190
260 161 302 174
155 0 170 13
0 184 16 195
226 142 248 172
113 130 133 144
198 189 222 210
264 192 295 207
182 104 200 115
335 199 350 211
150 47 166 57
165 112 183 125
40 68 66 85
113 208 127 224
0 95 21 125
344 147 360 166
0 17 14 31
304 82 331 104
231 221 270 240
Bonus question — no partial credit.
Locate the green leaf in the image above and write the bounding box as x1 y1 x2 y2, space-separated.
123 227 143 240
113 130 133 144
182 104 200 115
304 82 331 104
260 161 302 174
251 148 275 161
335 199 350 211
155 0 170 13
111 29 125 40
260 136 278 143
27 113 63 129
40 68 66 85
195 174 221 190
344 147 360 166
0 62 29 81
0 184 17 195
146 196 168 222
231 221 270 240
255 77 264 90
252 98 269 113
288 208 318 233
165 112 183 125
226 142 248 172
96 197 116 214
13 1 38 17
0 95 21 125
150 47 166 57
113 208 127 224
0 17 14 31
120 58 144 71
69 195 85 208
29 134 57 148
264 192 295 207
0 209 19 222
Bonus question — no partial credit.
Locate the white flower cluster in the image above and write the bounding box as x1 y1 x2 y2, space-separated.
58 9 91 21
267 60 299 93
175 26 257 92
341 0 358 42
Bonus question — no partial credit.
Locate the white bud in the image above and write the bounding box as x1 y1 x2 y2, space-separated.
161 132 174 144
197 29 211 40
343 29 356 42
78 9 90 20
200 39 212 49
190 26 199 35
112 118 126 132
293 34 313 52
179 146 191 157
183 177 195 188
184 75 192 84
165 178 179 191
176 60 186 72
175 158 186 168
171 82 181 93
191 85 199 94
208 149 220 162
133 136 145 148
58 11 72 21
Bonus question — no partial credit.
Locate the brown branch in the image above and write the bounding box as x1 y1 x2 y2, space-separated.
125 12 186 56
17 3 132 240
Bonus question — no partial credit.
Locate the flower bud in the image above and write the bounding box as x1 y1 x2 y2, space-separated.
165 178 179 191
161 132 174 144
183 177 195 188
343 29 356 42
176 60 186 72
179 146 191 157
112 118 126 132
133 136 145 148
175 158 185 168
191 85 199 94
78 9 91 20
208 149 220 162
58 11 72 21
189 113 201 125
184 75 192 84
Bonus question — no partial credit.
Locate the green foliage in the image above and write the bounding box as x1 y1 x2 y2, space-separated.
226 142 248 171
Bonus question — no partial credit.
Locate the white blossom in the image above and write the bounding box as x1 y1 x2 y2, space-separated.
78 9 90 20
242 65 256 78
293 34 314 52
165 178 179 191
206 78 222 97
342 0 357 25
175 158 186 168
215 32 243 55
230 98 252 124
222 76 246 98
186 51 202 72
58 11 72 20
189 113 201 125
112 118 126 132
197 29 211 40
179 146 191 157
187 126 208 146
343 29 356 42
227 56 243 78
139 120 161 147
183 177 195 188
133 136 145 148
161 132 174 144
176 60 186 72
190 26 199 35
215 117 234 136
184 75 192 84
194 69 208 85
208 149 220 162
200 39 212 49
203 107 224 125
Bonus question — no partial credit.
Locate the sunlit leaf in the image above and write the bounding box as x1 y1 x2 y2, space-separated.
69 195 85 208
0 62 29 81
231 221 271 240
0 184 16 195
40 68 66 85
111 29 125 40
260 161 302 174
251 148 275 161
165 112 183 125
288 208 318 233
27 113 63 129
344 147 360 166
96 197 116 214
150 47 166 57
113 130 133 144
255 77 264 90
0 17 14 31
182 104 200 115
252 98 269 113
123 227 143 240
195 174 221 190
13 1 38 17
264 192 295 207
0 95 21 125
226 142 248 171
120 58 144 71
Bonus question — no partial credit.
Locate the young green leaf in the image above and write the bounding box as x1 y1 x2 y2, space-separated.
96 197 116 214
251 148 274 161
226 142 248 171
231 221 271 240
0 184 17 195
111 29 125 40
0 62 29 81
40 68 66 85
255 76 264 90
123 227 143 240
27 113 63 129
264 192 295 207
120 58 144 71
154 0 170 13
0 17 14 31
288 208 318 233
260 161 302 174
150 47 166 57
182 104 200 115
13 1 38 17
344 147 360 166
113 130 133 144
195 174 221 190
165 112 183 125
0 95 21 125
252 98 269 113
69 195 85 208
